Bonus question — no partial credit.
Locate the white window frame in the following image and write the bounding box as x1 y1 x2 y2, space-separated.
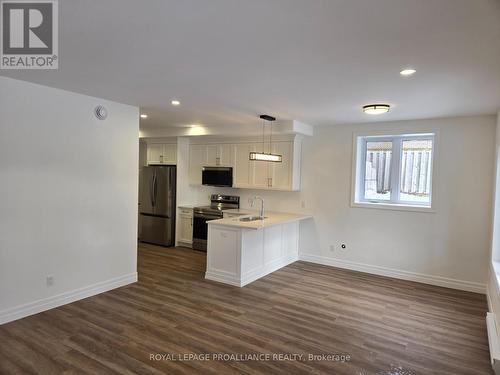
352 131 437 213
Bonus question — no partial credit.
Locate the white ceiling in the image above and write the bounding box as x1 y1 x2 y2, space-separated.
2 0 500 131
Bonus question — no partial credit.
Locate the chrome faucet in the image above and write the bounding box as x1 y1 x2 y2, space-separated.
251 196 265 219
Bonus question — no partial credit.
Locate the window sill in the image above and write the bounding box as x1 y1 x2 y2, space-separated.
351 201 435 213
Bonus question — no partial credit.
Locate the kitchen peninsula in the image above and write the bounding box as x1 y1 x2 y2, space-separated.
205 212 311 287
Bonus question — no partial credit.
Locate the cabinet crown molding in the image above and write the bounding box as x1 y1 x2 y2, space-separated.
189 134 298 145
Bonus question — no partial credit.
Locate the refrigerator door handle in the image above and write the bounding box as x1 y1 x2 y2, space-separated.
153 173 158 207
149 174 155 207
167 167 174 217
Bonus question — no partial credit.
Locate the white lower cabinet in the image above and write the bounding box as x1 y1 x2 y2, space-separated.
177 207 193 247
207 226 240 277
205 221 300 287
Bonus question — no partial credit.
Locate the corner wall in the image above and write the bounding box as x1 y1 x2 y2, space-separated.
298 116 495 292
0 77 139 324
488 110 500 336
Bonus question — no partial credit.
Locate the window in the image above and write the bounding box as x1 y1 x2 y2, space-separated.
353 133 435 209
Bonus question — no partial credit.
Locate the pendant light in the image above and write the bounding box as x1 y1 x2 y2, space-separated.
249 115 283 162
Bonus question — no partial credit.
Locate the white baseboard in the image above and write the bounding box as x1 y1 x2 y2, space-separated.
488 284 495 313
205 271 242 287
0 272 137 325
206 254 298 287
175 240 193 248
487 264 500 374
240 254 298 287
299 253 486 294
487 312 500 374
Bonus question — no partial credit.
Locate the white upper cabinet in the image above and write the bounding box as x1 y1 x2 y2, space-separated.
233 143 253 188
163 144 177 163
251 143 272 189
207 144 233 166
189 143 236 185
188 144 208 185
146 143 177 165
268 141 293 190
147 144 163 164
188 136 302 191
218 144 233 166
206 145 218 166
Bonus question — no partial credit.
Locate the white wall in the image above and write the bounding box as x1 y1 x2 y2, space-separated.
0 77 139 324
491 111 500 263
300 115 495 291
488 110 500 329
190 115 495 291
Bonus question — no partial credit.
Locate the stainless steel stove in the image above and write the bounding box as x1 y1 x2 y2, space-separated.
192 194 240 251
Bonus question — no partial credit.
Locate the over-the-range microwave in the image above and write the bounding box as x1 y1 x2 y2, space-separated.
202 166 233 187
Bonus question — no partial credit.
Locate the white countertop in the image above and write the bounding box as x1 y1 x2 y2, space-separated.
221 208 256 214
208 211 312 230
178 206 252 211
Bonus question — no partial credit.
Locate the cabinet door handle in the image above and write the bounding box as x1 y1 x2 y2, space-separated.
160 155 164 163
268 177 272 187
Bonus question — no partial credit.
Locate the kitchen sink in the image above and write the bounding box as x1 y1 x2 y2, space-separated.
239 216 267 222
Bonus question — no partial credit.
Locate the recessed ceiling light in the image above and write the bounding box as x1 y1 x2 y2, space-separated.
400 68 416 76
140 114 148 119
171 100 180 106
362 104 390 115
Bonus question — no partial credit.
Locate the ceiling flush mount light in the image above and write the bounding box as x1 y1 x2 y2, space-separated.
249 114 283 163
140 114 148 119
400 68 416 76
362 104 390 115
171 100 180 106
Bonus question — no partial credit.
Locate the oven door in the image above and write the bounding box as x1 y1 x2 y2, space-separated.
192 213 221 251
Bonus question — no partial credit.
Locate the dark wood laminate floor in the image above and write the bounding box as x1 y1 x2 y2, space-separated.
0 244 493 375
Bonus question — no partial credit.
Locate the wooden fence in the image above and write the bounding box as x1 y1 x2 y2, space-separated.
365 150 392 194
365 149 432 196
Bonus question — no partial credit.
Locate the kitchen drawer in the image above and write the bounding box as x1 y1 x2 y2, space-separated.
178 207 194 217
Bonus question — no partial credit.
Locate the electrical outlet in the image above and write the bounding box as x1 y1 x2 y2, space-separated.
301 200 306 209
46 275 54 286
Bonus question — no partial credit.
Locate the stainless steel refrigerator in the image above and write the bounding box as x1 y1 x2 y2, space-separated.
138 165 176 246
